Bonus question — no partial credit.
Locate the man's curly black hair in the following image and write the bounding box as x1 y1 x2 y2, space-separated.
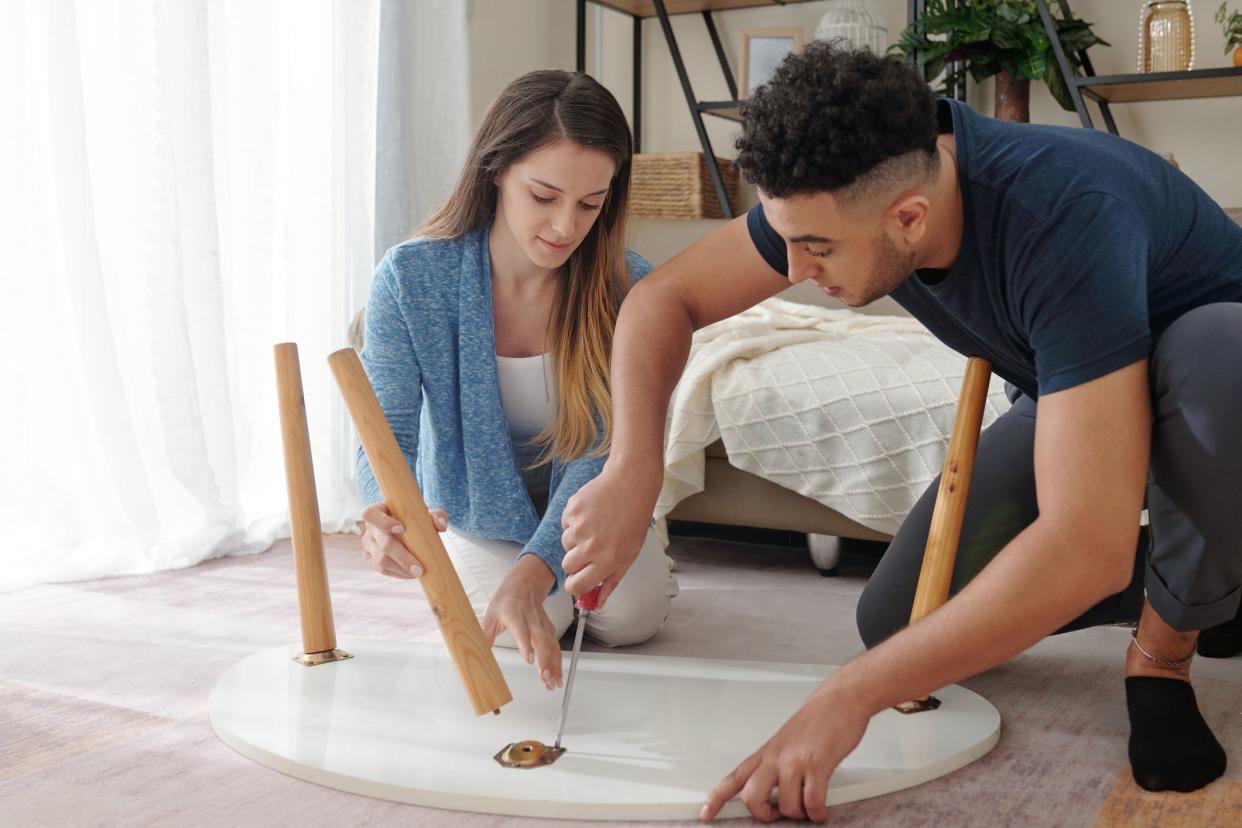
735 43 939 200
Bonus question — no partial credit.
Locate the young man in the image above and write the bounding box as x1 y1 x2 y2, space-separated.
558 44 1242 821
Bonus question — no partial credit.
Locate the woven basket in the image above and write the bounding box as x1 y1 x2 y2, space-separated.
630 152 740 219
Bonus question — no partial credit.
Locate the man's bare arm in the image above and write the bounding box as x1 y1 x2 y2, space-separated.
609 216 788 474
702 359 1154 820
834 359 1152 709
561 215 788 596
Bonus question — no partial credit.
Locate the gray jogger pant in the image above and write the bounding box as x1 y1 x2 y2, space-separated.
856 302 1242 647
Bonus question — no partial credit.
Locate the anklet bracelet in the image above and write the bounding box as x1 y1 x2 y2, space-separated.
1130 629 1196 668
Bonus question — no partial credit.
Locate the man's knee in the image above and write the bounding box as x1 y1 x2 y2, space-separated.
855 515 934 650
1161 302 1242 348
855 581 906 650
1155 303 1242 393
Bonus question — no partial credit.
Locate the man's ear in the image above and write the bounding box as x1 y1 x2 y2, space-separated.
890 193 931 245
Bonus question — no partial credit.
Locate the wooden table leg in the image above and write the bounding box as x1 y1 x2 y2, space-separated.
329 348 513 716
275 343 351 666
895 357 993 714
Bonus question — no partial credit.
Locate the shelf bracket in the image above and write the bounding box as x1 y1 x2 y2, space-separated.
1036 0 1119 134
652 0 734 218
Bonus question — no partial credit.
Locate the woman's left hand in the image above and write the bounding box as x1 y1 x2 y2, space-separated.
481 555 563 691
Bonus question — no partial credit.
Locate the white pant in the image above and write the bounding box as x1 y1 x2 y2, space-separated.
442 526 679 648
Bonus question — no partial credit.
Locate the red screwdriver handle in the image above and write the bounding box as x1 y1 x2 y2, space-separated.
576 585 602 612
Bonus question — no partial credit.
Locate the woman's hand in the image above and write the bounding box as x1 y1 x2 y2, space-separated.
481 555 563 691
359 502 448 579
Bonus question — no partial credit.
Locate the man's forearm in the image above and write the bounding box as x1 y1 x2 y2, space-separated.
828 516 1136 714
605 278 694 494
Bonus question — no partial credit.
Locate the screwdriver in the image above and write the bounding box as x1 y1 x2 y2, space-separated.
552 584 601 752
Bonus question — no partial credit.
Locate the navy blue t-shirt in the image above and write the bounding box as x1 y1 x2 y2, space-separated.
748 98 1242 398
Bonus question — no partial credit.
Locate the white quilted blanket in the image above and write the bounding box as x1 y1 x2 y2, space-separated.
656 298 1011 536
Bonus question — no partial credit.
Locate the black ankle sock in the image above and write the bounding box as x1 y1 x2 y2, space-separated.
1197 604 1242 659
1126 676 1227 793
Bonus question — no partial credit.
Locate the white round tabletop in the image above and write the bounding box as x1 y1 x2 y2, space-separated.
209 639 1000 821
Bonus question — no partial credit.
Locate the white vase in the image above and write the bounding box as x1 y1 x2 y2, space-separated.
814 0 888 54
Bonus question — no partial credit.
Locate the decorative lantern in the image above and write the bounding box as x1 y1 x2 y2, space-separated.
814 0 888 54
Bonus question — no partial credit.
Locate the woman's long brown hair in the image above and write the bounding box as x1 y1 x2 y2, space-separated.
418 70 633 464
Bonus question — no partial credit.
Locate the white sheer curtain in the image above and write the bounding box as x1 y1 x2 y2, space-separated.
0 0 474 593
375 0 471 258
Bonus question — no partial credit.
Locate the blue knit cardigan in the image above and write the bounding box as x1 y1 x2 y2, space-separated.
356 222 651 590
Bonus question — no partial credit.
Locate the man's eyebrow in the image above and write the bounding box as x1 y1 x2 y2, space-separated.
530 177 608 197
788 234 833 244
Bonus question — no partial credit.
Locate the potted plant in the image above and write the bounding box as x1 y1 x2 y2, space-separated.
894 0 1108 123
1218 2 1242 66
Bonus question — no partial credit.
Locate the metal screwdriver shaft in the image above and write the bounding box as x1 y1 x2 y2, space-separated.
552 585 601 751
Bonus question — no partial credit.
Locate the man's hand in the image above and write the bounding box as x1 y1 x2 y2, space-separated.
700 685 870 823
480 555 563 691
560 461 659 605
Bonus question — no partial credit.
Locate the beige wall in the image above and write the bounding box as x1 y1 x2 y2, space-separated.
469 0 1242 207
467 0 575 124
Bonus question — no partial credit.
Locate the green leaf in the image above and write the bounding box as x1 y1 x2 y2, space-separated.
1018 25 1050 55
958 19 994 43
1043 54 1074 112
894 0 1110 108
991 24 1023 51
1058 21 1100 52
996 3 1022 23
917 42 955 67
968 54 1001 83
1020 52 1046 80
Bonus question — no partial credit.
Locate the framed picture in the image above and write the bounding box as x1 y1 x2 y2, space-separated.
740 27 803 98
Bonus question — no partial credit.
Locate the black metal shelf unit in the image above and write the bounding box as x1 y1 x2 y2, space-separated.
576 1 817 219
1034 0 1242 135
578 0 1242 213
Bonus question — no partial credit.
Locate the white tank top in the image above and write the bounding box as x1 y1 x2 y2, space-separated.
495 353 555 513
495 353 555 441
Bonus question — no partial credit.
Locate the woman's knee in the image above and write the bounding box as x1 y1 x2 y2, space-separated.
545 588 575 638
588 542 676 647
587 591 671 647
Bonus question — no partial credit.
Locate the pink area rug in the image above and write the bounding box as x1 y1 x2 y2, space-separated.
1 533 1238 826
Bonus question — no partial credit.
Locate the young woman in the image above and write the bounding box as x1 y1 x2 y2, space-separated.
356 70 677 691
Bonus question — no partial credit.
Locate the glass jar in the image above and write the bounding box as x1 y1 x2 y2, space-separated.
1138 1 1196 72
814 0 888 54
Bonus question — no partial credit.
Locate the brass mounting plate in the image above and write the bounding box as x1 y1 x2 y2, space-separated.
293 649 354 666
893 695 942 714
494 740 566 769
